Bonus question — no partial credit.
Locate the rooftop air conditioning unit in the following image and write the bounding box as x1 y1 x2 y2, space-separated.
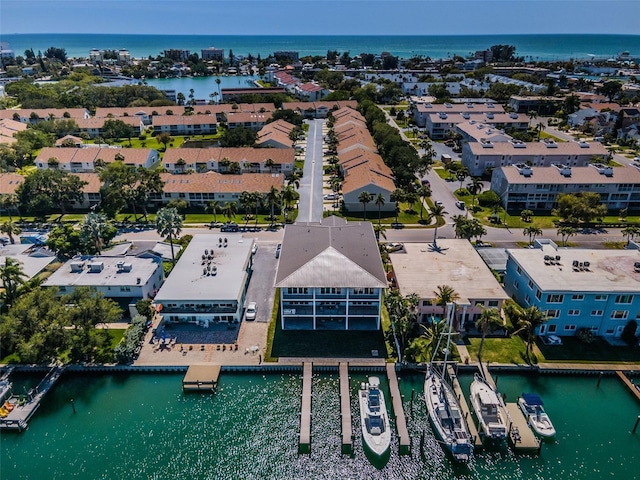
70 262 85 273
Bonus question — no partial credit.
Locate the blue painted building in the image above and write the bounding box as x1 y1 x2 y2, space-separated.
504 240 640 339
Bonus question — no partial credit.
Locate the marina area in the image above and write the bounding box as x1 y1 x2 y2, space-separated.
1 369 639 479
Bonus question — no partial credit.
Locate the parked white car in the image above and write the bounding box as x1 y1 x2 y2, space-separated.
245 302 257 321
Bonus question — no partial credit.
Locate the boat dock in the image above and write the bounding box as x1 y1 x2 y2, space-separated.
505 403 541 453
0 366 65 432
182 364 220 391
299 362 312 453
385 363 411 454
616 371 640 402
339 362 353 454
447 365 483 448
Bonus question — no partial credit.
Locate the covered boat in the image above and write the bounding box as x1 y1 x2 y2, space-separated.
518 393 556 438
358 376 391 456
469 373 508 441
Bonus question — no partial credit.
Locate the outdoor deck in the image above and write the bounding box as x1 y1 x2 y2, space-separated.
182 364 220 391
299 362 312 453
506 403 541 453
339 362 353 454
447 365 483 448
616 371 640 402
385 363 411 454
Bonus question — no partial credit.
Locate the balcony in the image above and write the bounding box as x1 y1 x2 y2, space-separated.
160 304 237 314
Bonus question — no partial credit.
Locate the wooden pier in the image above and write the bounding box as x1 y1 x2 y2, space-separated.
616 371 640 402
506 403 541 453
299 362 312 453
182 364 220 391
447 365 483 448
0 366 65 432
385 363 411 454
339 362 353 454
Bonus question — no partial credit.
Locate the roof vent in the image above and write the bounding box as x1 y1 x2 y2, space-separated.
510 139 526 148
591 163 613 176
70 261 85 273
480 139 493 148
444 103 452 108
509 112 519 119
577 141 590 148
462 112 470 119
553 163 572 177
514 163 533 176
543 138 558 148
485 112 494 119
88 261 104 273
438 112 448 119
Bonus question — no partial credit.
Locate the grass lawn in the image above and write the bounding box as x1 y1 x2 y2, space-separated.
538 131 565 143
536 336 640 364
465 335 534 365
103 328 126 349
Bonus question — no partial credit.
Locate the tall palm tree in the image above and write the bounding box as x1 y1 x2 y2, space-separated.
266 186 280 226
206 200 221 223
252 191 263 227
155 207 183 264
516 306 548 364
475 306 502 361
0 257 27 309
416 184 431 222
434 284 460 322
287 170 301 189
0 221 21 245
374 223 387 241
557 225 577 246
281 185 299 223
621 225 640 246
390 188 405 224
358 191 372 221
0 193 20 221
466 177 483 208
239 192 254 226
523 225 543 245
428 203 448 247
264 158 275 173
215 77 221 97
374 193 385 226
221 201 238 223
81 212 108 255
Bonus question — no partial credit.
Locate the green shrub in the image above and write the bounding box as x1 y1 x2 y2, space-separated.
576 327 595 344
621 320 638 346
477 190 500 207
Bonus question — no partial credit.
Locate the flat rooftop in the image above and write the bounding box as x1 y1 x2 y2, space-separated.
389 240 508 304
154 234 253 302
507 243 640 293
44 255 160 288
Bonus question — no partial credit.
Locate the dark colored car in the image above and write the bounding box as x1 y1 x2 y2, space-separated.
220 223 239 232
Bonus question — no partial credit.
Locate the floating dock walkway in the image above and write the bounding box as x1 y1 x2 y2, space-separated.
506 403 541 453
182 364 220 391
0 366 65 432
447 365 483 448
386 363 411 454
616 371 640 402
299 362 312 453
339 362 353 454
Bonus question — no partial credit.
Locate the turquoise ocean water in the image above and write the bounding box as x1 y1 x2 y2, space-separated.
1 34 640 61
1 371 639 479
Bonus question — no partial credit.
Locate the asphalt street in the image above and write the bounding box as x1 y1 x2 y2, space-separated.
296 119 325 223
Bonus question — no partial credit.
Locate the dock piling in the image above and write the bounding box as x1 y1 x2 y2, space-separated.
597 371 603 387
70 398 76 413
633 416 640 434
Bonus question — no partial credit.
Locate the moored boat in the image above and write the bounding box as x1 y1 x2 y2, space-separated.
469 373 509 441
518 393 556 438
358 376 391 456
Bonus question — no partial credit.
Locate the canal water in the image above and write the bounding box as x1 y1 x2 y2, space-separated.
1 371 638 479
145 75 260 103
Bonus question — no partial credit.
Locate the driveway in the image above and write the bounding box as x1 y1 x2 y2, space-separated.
296 119 325 222
243 240 279 323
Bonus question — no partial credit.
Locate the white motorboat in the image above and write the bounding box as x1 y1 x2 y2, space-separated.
424 304 474 461
358 376 391 456
518 393 556 438
469 373 509 441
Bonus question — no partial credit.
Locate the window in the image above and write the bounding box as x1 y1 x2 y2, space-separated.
475 301 485 307
120 286 131 292
606 327 615 334
595 295 608 301
513 280 520 289
547 294 564 304
571 294 584 301
564 324 576 331
287 287 308 294
488 300 499 307
59 286 67 292
528 280 534 289
524 294 531 304
353 288 374 295
545 310 560 318
516 266 522 274
591 310 603 316
568 309 580 316
611 310 629 320
548 324 557 333
535 290 541 300
422 300 430 306
615 295 633 304
320 287 341 295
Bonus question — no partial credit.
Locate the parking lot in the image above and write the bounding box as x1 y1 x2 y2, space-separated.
243 240 280 323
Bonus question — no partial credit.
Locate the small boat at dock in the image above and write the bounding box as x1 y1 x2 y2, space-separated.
518 393 556 438
469 373 509 441
358 376 391 456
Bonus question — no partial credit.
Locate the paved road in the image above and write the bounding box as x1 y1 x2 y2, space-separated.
296 119 325 223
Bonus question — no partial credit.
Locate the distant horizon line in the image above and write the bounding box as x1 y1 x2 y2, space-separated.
3 32 640 37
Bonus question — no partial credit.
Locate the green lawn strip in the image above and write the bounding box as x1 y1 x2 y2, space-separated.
264 289 280 362
104 328 126 349
535 336 640 364
538 131 565 142
465 335 532 365
380 301 395 361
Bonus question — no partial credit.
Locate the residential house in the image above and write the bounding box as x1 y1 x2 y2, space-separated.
282 101 357 118
255 119 296 149
504 240 640 339
0 118 27 144
76 116 143 139
274 216 387 330
0 108 90 124
413 102 503 128
427 111 528 139
162 147 294 174
35 147 159 172
151 114 217 136
294 83 328 101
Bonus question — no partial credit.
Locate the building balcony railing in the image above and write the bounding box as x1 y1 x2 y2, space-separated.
160 305 237 314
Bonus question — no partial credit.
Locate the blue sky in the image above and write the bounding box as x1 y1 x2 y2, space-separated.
2 0 640 35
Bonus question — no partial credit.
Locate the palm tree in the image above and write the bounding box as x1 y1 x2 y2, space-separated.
81 212 108 254
515 306 548 364
466 177 483 208
520 209 534 223
264 158 275 173
252 191 263 227
206 200 221 223
358 191 372 221
456 167 469 192
374 193 385 226
621 225 640 245
0 193 20 220
535 121 545 141
475 306 503 361
281 185 299 223
155 207 183 264
428 203 448 247
557 225 577 246
266 186 280 226
221 201 238 223
416 184 431 221
215 77 221 97
390 188 405 224
527 110 538 128
374 224 387 241
287 170 301 189
434 284 460 322
0 257 27 309
239 192 254 226
523 225 543 245
0 221 21 245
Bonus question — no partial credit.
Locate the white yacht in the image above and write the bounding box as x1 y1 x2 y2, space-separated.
358 376 391 456
424 305 474 461
518 393 556 438
469 373 509 441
